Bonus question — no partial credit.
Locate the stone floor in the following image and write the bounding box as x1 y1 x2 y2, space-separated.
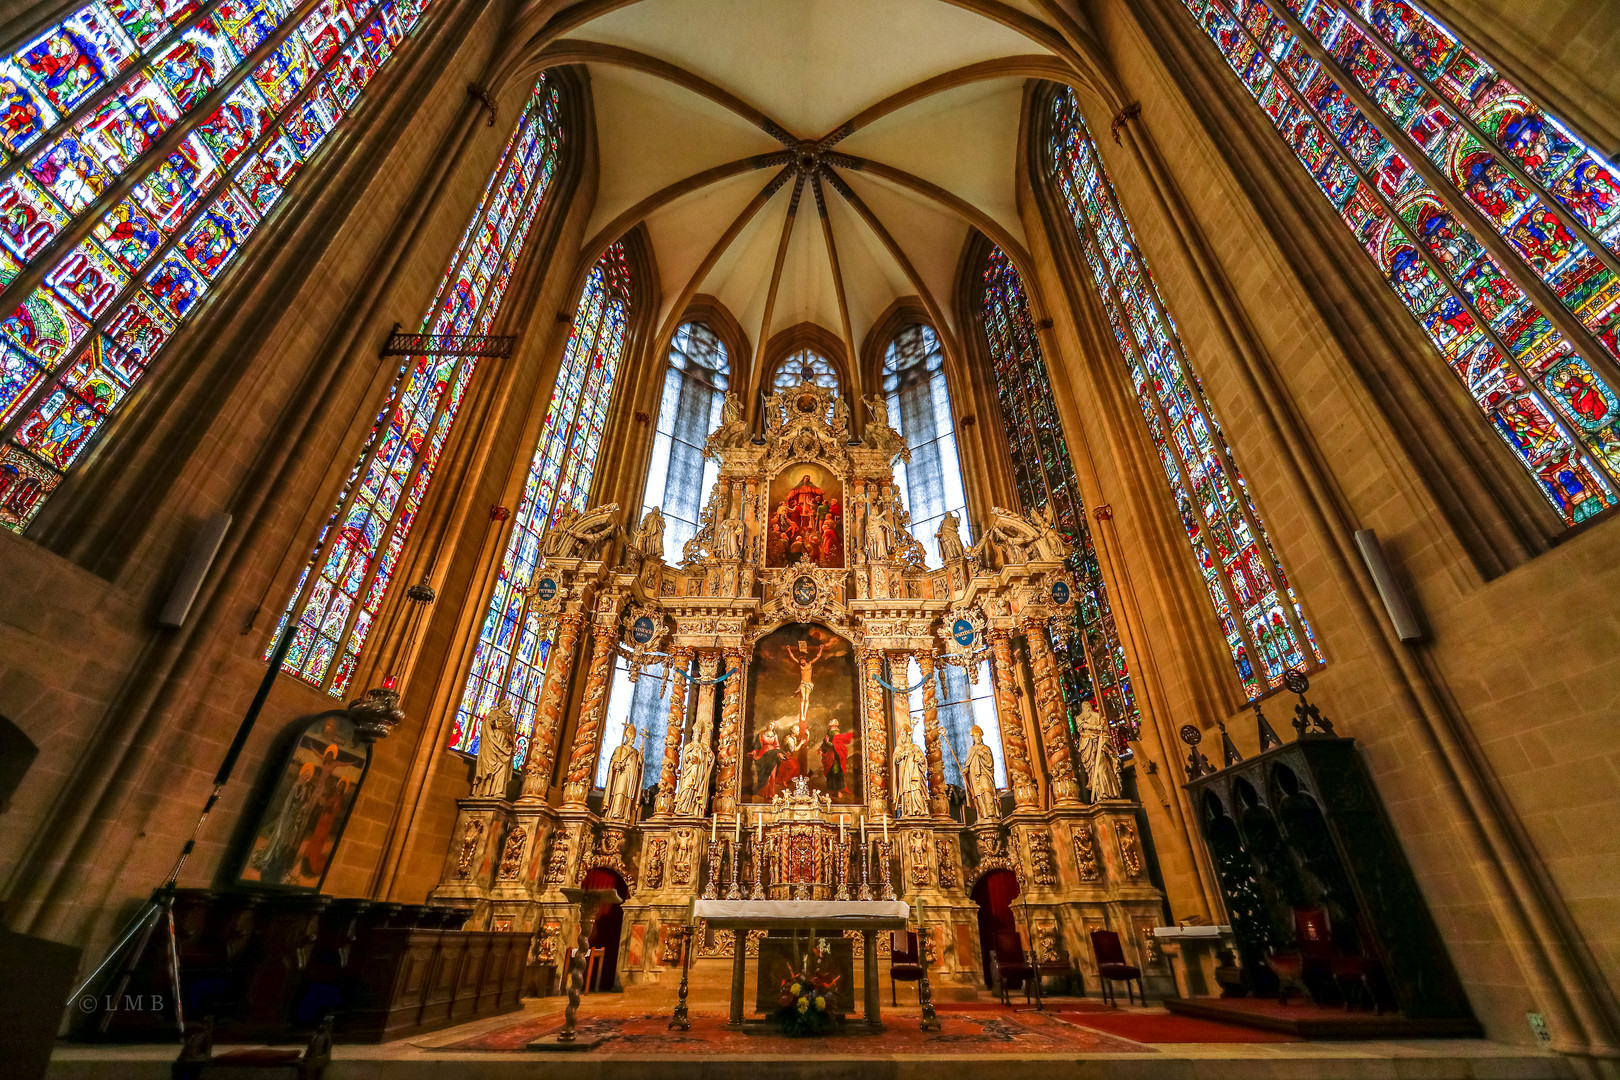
48 960 1572 1079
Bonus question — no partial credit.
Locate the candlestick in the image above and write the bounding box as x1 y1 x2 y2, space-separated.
857 838 873 901
703 833 721 900
749 831 765 900
877 837 896 901
724 836 742 900
834 835 850 901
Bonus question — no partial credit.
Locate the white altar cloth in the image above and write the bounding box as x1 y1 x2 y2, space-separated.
693 899 909 922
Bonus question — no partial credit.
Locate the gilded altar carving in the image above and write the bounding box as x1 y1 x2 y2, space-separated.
535 921 562 965
1072 822 1100 881
906 829 931 887
1116 821 1144 879
522 610 586 798
643 837 667 889
497 825 526 881
456 820 485 879
545 831 571 887
1023 617 1082 805
540 502 620 560
988 629 1039 808
936 836 958 888
1027 830 1057 886
670 828 696 885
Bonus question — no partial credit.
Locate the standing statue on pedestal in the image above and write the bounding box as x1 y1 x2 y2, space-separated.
893 723 929 818
863 492 896 563
469 702 516 798
672 718 715 817
1076 701 1121 801
936 510 967 563
716 489 746 561
603 721 644 822
627 507 667 566
964 725 1001 820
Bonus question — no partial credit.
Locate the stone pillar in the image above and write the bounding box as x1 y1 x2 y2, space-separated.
713 646 748 818
861 648 891 815
917 651 949 816
653 649 694 816
1023 617 1082 806
521 611 586 801
988 629 1038 809
560 613 620 805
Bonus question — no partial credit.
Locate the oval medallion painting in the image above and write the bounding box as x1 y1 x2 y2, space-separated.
952 618 976 648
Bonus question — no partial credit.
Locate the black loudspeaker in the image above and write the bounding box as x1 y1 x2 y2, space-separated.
158 512 232 629
1353 528 1423 643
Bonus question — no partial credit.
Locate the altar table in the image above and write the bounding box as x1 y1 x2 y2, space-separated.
693 899 910 1028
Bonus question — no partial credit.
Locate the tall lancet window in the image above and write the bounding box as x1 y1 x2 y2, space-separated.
273 78 562 695
1047 89 1321 699
450 244 632 762
592 318 731 790
0 0 443 531
883 322 967 567
1177 0 1620 525
979 247 1138 736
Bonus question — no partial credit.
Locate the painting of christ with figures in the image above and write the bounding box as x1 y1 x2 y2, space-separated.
766 464 844 568
742 623 861 805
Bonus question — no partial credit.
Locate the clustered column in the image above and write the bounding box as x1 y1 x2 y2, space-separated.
1023 616 1082 805
713 646 748 818
521 610 586 800
561 608 622 805
654 648 694 815
988 628 1039 809
917 651 948 816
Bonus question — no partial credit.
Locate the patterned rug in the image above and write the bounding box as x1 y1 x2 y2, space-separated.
434 1009 1154 1054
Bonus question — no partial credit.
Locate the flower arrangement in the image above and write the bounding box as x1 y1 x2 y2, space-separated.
774 938 841 1036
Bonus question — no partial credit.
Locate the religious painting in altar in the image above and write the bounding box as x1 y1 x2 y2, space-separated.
238 713 370 890
765 463 844 568
742 623 861 804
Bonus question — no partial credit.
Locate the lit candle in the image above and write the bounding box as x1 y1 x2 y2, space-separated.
883 813 889 843
734 810 741 844
839 815 846 844
711 814 717 844
861 816 867 849
756 812 762 843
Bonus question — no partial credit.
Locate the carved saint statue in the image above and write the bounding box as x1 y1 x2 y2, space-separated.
936 510 967 562
970 504 1069 567
964 724 1001 820
1076 701 1121 801
629 506 666 564
892 723 929 818
469 702 516 798
672 718 715 817
863 492 896 563
716 489 746 561
539 502 620 560
862 394 909 460
602 721 644 822
707 391 750 450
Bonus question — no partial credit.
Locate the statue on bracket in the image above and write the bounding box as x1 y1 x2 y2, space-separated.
861 394 910 462
706 391 750 452
716 488 746 561
469 701 516 799
892 723 928 818
971 504 1071 567
603 720 644 822
964 724 1001 821
625 506 666 567
1076 700 1121 801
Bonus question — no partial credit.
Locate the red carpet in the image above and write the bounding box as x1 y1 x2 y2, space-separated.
437 1009 1153 1054
1066 1011 1301 1043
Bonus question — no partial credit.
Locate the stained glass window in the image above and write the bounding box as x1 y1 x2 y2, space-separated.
450 244 633 762
0 0 442 530
644 320 728 562
883 322 968 566
272 78 563 694
1176 0 1620 525
1048 88 1321 698
772 347 838 392
979 246 1139 737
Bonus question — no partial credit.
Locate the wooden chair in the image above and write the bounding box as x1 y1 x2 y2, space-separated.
889 930 923 1005
989 930 1034 1006
1089 929 1143 1006
1266 908 1332 1006
564 947 605 994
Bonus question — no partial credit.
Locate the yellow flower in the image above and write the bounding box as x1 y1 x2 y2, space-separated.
815 996 826 1011
790 982 802 995
798 997 809 1013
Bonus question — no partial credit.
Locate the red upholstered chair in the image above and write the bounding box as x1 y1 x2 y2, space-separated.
1089 929 1143 1007
1266 907 1332 1005
889 931 923 1005
989 930 1034 1006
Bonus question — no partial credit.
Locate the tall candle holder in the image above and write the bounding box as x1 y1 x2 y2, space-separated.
877 838 896 901
857 840 873 901
724 837 743 900
749 833 766 900
702 833 720 900
834 835 851 901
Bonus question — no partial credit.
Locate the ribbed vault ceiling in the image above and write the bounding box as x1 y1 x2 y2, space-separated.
519 0 1112 387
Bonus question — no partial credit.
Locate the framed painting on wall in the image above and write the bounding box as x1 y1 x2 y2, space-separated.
238 713 371 891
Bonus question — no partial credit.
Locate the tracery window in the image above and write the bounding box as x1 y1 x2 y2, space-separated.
1047 88 1321 698
272 77 562 695
592 318 732 789
903 657 1006 790
979 247 1138 736
450 244 633 762
1177 0 1620 525
645 320 728 563
0 0 442 530
772 347 838 393
883 322 968 566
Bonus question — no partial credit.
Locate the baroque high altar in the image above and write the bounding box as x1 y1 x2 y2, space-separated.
431 381 1164 988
